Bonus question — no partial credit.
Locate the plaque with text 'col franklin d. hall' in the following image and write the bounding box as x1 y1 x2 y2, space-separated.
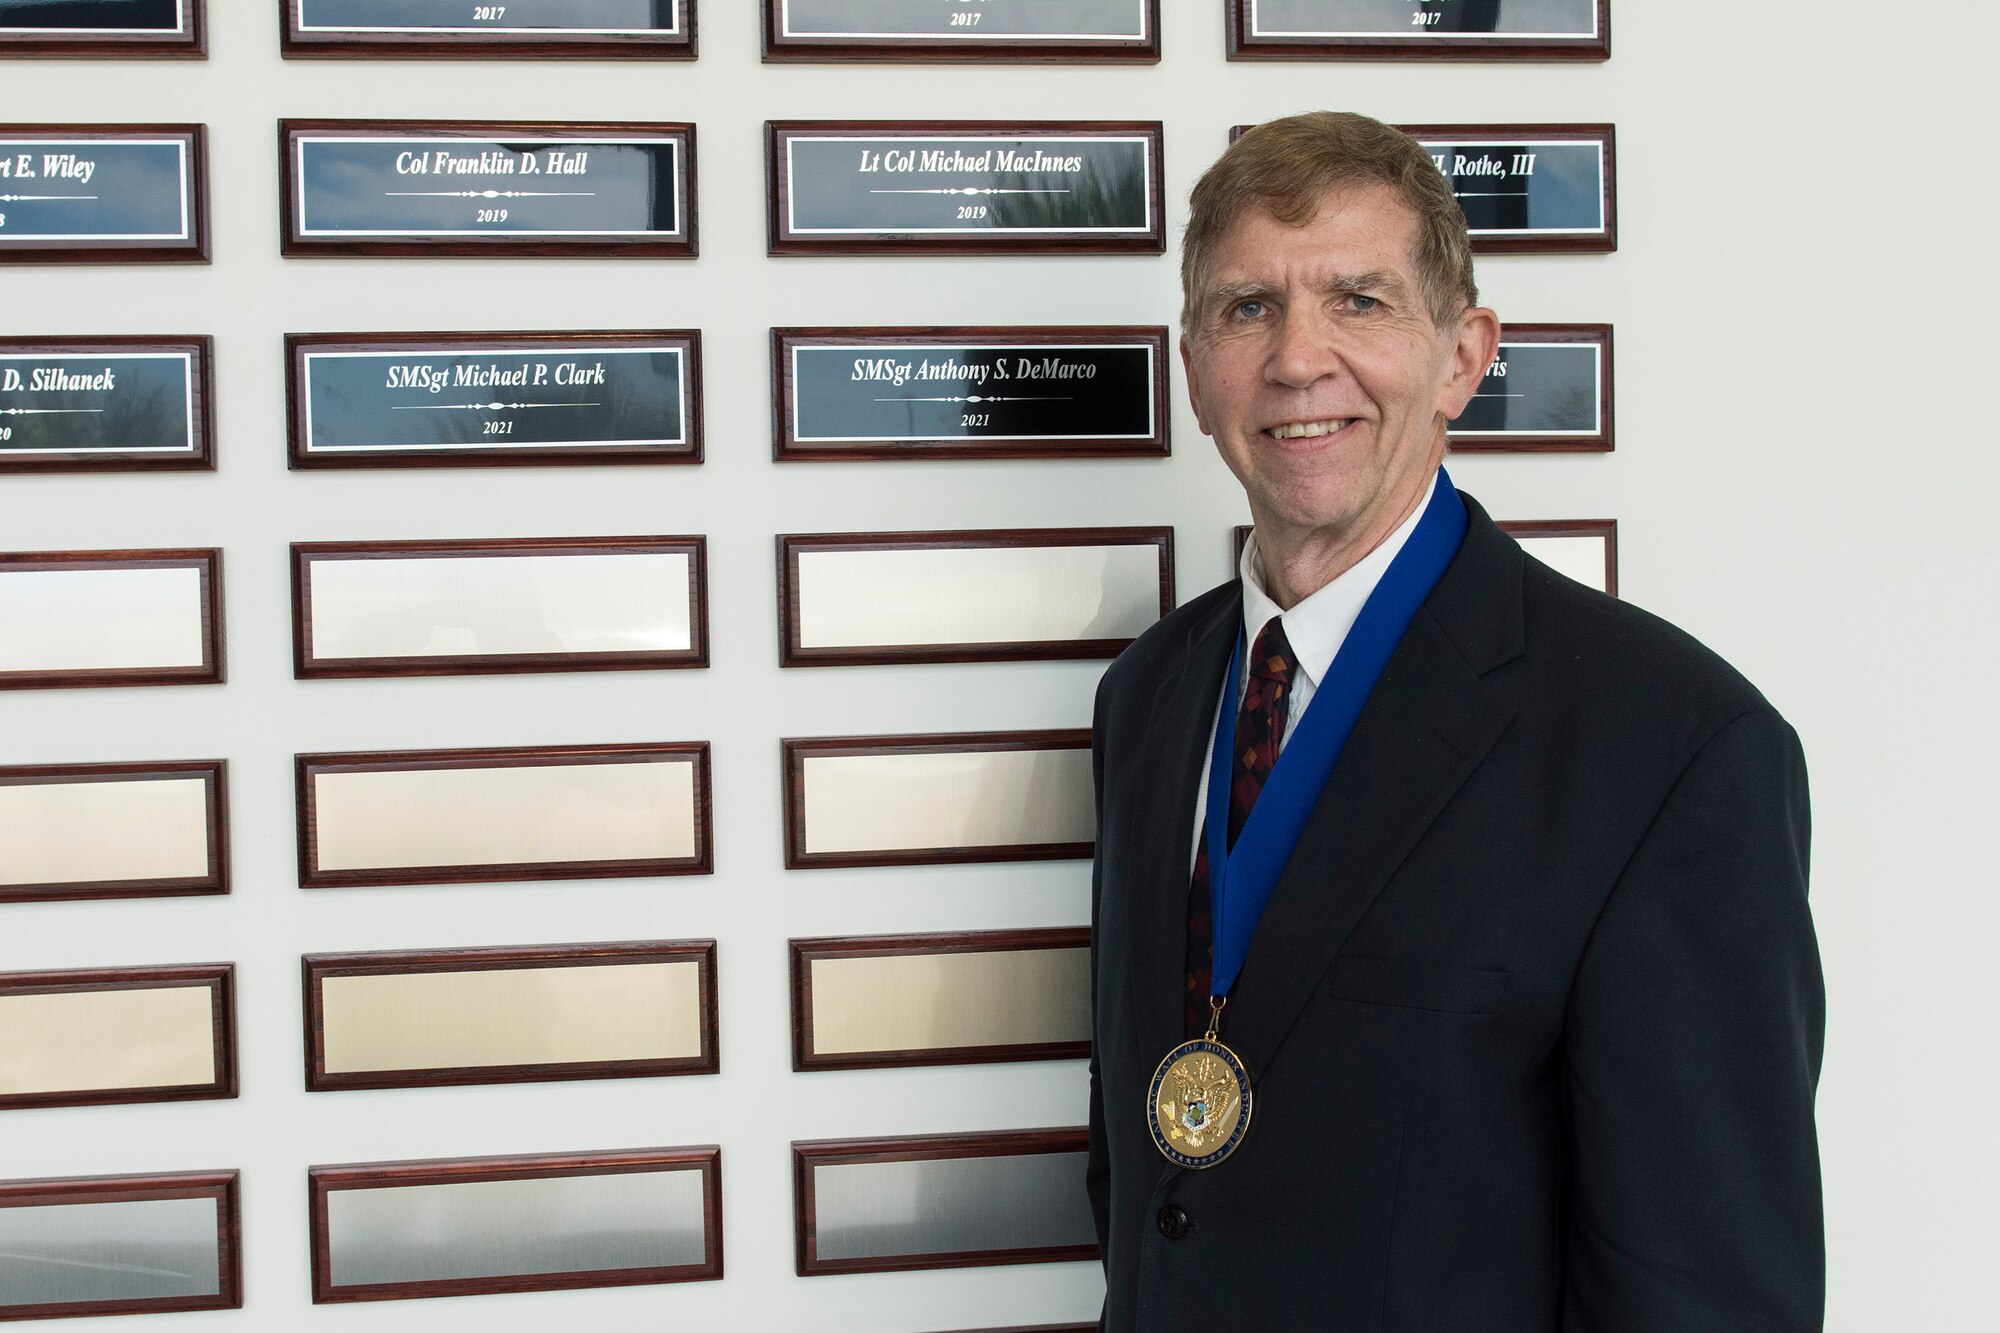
0 0 204 56
1228 0 1608 61
768 121 1163 255
764 0 1157 62
281 120 695 257
282 0 696 59
0 125 207 263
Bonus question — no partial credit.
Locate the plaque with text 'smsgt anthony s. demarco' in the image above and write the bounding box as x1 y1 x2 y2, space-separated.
0 125 207 263
768 121 1162 255
0 336 212 473
1449 323 1611 451
764 0 1157 62
281 120 695 257
283 0 695 59
288 331 700 468
775 327 1167 460
1227 0 1608 61
0 0 204 57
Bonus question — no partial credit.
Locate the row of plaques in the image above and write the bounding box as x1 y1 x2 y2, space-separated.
0 1133 1099 1315
0 120 1616 261
0 323 1612 471
1 1 1608 61
0 521 1615 688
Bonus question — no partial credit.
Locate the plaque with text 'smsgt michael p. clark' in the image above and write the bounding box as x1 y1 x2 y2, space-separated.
288 331 701 468
0 0 205 56
281 120 695 258
1227 0 1608 61
764 0 1157 62
0 336 213 472
0 125 207 263
282 0 695 59
768 121 1163 255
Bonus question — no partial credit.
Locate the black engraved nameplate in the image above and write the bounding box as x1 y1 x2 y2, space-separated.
281 120 696 257
768 120 1162 255
0 0 204 56
1449 323 1611 452
1228 0 1608 61
775 326 1166 460
283 0 695 59
1405 123 1614 253
0 336 212 473
288 331 701 468
0 125 207 264
765 0 1157 62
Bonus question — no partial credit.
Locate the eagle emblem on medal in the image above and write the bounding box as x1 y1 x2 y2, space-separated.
1149 1039 1253 1168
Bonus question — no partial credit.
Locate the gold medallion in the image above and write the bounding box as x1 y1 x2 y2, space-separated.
1148 1035 1253 1169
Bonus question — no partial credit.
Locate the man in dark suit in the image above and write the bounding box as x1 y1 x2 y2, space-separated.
1086 112 1824 1330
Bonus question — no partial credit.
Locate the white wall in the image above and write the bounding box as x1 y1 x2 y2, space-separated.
1 3 1992 1328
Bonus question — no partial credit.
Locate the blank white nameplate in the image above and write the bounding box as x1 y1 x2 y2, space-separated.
0 1170 240 1320
0 760 227 902
1499 520 1618 596
0 550 223 689
0 964 235 1111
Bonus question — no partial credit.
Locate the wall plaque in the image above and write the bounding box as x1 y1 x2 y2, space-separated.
0 0 204 57
284 0 695 59
304 940 718 1091
764 0 1157 62
794 1129 1096 1276
768 120 1163 255
0 759 227 903
297 742 711 888
281 120 696 258
1405 122 1614 253
0 963 235 1111
291 535 706 678
774 326 1167 460
1227 0 1609 61
1449 323 1612 451
0 336 212 472
0 548 224 691
310 1147 722 1303
792 928 1091 1070
783 730 1094 869
1498 519 1617 596
778 528 1172 666
287 330 701 468
0 1170 240 1321
0 124 206 263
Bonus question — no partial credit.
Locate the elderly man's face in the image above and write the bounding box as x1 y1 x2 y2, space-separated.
1181 186 1496 559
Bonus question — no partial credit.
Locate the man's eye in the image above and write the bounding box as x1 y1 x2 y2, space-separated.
1348 294 1380 312
1233 300 1266 320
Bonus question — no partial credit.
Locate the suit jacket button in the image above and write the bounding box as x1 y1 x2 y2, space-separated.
1156 1204 1190 1240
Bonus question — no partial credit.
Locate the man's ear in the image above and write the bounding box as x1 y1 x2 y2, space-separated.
1179 334 1213 437
1438 306 1502 420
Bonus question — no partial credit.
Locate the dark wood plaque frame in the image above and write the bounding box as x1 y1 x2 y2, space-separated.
782 730 1094 870
0 124 208 264
791 927 1091 1071
291 535 708 679
766 119 1165 256
0 963 236 1111
282 0 697 59
0 548 224 691
279 119 697 258
1226 0 1609 62
296 741 712 888
0 759 227 903
0 0 205 57
285 329 703 469
0 335 214 473
1397 122 1616 254
0 1169 240 1322
308 1146 722 1303
793 1128 1096 1276
762 0 1158 62
776 528 1173 666
772 325 1169 461
1447 322 1613 452
1498 519 1618 597
302 939 719 1091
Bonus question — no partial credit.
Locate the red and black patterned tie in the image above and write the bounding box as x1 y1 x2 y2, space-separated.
1184 617 1299 1038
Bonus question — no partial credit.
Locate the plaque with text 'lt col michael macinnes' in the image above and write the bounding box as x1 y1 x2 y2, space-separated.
283 0 695 58
768 121 1162 255
281 120 695 257
0 336 212 472
1227 0 1608 61
764 0 1157 62
0 0 204 56
0 125 207 263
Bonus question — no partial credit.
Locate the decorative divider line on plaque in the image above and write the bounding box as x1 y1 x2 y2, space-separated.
0 963 236 1112
308 1147 722 1304
763 0 1158 62
0 548 224 690
0 759 228 903
0 0 205 58
0 124 207 263
0 1169 241 1321
283 0 696 59
1227 0 1609 61
0 335 213 472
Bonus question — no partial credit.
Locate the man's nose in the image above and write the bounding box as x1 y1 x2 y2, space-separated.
1265 309 1342 390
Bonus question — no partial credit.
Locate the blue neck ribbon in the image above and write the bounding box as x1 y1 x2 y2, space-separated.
1205 468 1469 1001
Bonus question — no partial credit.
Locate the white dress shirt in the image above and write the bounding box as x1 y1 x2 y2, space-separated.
1188 471 1438 874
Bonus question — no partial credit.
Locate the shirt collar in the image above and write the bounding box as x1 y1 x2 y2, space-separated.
1240 469 1439 689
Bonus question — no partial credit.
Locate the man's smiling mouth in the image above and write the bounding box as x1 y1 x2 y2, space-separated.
1266 419 1355 441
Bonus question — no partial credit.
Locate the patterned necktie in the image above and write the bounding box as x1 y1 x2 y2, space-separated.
1184 617 1300 1038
